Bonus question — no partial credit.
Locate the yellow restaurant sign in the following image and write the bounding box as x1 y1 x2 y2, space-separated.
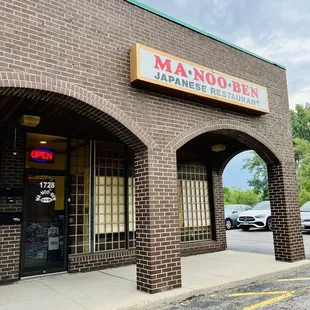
130 44 269 115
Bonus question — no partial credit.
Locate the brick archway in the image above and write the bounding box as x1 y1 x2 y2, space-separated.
0 72 157 150
0 72 164 290
165 119 284 165
168 119 305 263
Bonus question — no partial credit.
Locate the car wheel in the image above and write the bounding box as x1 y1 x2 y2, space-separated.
242 226 250 231
266 217 272 231
225 219 232 230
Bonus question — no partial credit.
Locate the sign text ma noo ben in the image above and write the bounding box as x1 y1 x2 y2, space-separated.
130 44 269 115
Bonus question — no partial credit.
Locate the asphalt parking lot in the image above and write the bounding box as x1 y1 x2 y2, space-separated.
159 229 310 310
227 229 310 259
160 228 310 310
161 264 310 310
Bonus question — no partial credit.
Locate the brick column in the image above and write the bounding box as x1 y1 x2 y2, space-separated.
212 169 227 249
0 126 25 284
134 148 181 294
0 226 21 284
268 162 305 262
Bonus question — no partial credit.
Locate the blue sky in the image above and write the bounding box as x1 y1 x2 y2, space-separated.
137 0 309 189
138 0 310 108
222 151 253 189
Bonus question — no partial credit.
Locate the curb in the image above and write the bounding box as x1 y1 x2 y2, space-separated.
124 260 310 310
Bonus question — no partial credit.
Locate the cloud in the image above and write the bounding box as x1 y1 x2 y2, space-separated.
235 34 310 65
168 0 232 30
234 33 310 109
171 0 189 9
289 86 310 109
139 0 310 110
280 2 310 24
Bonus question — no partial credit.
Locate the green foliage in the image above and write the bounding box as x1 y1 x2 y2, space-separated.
242 152 269 200
291 104 310 205
294 137 310 205
291 103 310 162
227 103 310 206
291 103 310 141
223 186 260 206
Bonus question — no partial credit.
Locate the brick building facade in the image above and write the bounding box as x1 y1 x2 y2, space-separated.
0 0 305 293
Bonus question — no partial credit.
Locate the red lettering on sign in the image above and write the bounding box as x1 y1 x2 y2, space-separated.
154 55 172 73
232 81 241 93
217 76 227 89
30 150 37 158
251 87 259 98
233 81 258 98
193 68 205 82
206 73 216 86
41 152 53 160
30 149 55 163
242 84 250 96
174 63 188 77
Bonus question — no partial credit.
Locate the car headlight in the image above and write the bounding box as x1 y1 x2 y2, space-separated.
255 214 266 218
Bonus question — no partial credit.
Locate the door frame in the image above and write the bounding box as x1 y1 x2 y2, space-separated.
20 168 69 278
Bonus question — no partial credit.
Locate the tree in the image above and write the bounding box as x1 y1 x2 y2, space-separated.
223 186 260 206
294 137 310 205
237 103 310 206
291 104 310 205
242 152 269 200
291 103 310 162
291 103 310 141
223 186 232 205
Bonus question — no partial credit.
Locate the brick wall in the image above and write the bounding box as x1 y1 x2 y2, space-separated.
268 163 305 262
0 0 293 158
0 226 21 284
69 249 136 273
181 242 225 257
0 0 305 292
134 148 182 293
0 127 25 284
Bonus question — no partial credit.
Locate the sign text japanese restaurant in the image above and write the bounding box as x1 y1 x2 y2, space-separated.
130 44 269 114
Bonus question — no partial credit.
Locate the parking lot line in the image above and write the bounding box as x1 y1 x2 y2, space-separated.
278 278 310 282
228 291 293 310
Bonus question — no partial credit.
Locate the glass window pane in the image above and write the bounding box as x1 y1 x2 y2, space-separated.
178 159 212 243
94 142 135 251
69 140 90 255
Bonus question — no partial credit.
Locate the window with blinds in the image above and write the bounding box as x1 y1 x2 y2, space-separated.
178 159 212 242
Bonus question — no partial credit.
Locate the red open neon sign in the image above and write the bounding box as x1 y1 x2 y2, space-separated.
29 148 55 163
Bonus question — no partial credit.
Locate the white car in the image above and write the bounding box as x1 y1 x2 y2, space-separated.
237 201 272 231
301 201 310 232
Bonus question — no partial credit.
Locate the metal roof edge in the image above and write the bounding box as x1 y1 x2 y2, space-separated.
125 0 286 70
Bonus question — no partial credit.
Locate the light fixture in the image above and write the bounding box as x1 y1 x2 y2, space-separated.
211 144 226 152
20 115 41 127
40 141 47 144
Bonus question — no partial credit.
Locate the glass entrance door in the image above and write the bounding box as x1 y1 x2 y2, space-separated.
21 173 67 277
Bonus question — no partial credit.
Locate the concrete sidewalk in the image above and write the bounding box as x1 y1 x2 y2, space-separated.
0 250 309 310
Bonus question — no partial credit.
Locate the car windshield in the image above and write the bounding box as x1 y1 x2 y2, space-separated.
301 202 310 212
252 201 270 210
225 206 237 212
